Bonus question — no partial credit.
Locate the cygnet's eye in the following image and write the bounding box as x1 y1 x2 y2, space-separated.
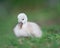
22 18 24 20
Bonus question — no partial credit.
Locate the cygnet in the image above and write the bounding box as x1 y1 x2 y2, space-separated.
13 13 42 38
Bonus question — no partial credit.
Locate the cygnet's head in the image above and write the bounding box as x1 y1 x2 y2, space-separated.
17 13 28 24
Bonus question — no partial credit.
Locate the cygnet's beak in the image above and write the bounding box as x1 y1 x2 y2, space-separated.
18 22 23 29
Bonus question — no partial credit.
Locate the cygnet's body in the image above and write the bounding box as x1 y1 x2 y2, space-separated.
13 13 42 38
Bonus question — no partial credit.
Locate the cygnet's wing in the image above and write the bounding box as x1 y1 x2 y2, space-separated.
27 22 42 38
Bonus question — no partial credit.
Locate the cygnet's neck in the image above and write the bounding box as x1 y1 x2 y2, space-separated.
23 22 27 25
23 22 27 27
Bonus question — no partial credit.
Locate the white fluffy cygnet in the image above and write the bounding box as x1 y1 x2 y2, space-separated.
13 13 42 38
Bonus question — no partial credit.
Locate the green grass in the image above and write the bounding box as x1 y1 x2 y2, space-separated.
0 11 60 48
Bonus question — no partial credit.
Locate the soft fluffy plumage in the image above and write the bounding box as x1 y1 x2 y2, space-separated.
13 13 42 38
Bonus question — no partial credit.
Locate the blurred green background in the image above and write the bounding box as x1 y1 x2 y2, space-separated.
0 0 60 48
